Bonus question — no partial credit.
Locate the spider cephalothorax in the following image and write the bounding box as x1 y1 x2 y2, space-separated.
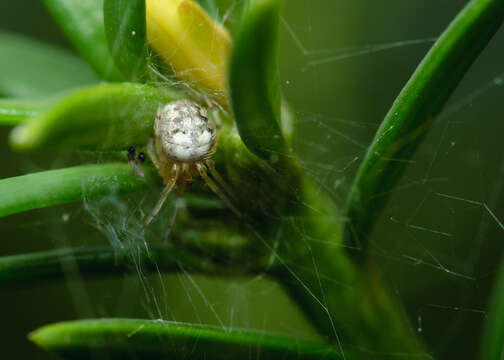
129 99 239 225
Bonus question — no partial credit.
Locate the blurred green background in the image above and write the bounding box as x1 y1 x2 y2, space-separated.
1 0 503 359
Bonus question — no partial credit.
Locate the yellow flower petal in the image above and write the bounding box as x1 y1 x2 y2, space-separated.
146 0 231 108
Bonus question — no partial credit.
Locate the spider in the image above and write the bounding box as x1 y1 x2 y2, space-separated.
128 99 239 225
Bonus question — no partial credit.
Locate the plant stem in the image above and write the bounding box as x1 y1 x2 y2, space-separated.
269 180 424 357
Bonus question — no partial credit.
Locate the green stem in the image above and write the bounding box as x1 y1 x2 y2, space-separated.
270 180 423 356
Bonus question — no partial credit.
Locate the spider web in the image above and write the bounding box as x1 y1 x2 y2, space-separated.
1 1 504 359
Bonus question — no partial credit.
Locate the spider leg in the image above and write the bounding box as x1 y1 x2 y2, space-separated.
163 196 182 241
147 138 162 170
205 160 237 203
145 164 179 226
196 162 241 218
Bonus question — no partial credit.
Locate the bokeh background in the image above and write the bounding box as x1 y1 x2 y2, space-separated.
1 0 503 359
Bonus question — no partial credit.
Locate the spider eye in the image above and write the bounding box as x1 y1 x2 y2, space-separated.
138 152 146 163
127 146 136 156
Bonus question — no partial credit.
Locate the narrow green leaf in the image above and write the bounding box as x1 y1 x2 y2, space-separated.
229 0 285 160
104 0 148 81
43 0 124 81
0 246 179 286
0 233 261 286
0 32 98 98
343 0 504 250
0 163 152 218
9 83 181 151
0 98 50 126
30 319 341 360
480 259 504 360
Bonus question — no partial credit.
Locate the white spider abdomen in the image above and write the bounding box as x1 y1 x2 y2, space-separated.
155 100 215 162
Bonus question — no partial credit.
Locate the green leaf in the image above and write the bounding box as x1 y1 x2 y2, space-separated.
43 0 124 81
480 259 504 360
9 83 181 151
29 318 341 360
228 0 285 160
343 0 504 250
0 246 179 286
0 235 261 286
0 247 142 285
0 32 98 98
104 0 148 81
0 163 152 218
0 98 50 126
